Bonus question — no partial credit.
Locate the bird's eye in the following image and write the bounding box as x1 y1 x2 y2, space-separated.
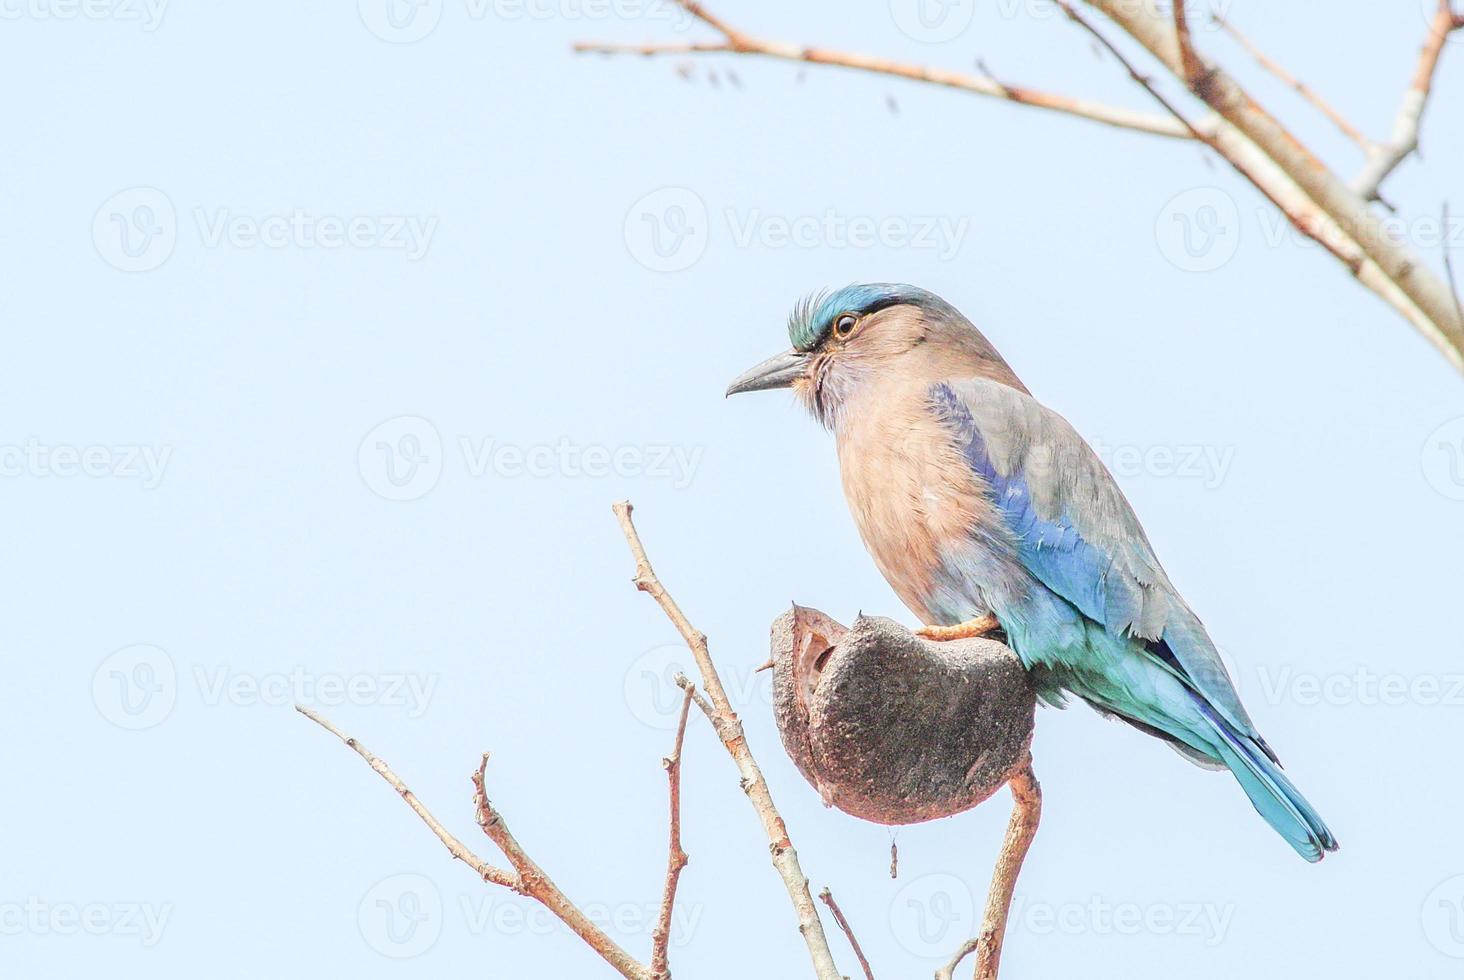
833 313 858 339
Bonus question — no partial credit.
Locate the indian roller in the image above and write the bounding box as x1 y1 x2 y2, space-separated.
727 283 1338 862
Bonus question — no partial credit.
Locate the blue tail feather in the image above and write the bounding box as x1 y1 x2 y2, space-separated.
1192 696 1338 862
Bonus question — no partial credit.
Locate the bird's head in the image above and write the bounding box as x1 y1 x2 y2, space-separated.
726 283 1023 428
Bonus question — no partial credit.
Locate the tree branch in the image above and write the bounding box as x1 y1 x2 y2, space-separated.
1444 203 1464 330
612 500 843 980
1211 13 1371 149
650 686 695 980
934 766 1042 980
297 705 655 980
1085 0 1464 371
577 0 1464 373
818 888 875 980
1353 1 1464 201
972 767 1043 980
294 705 519 887
574 3 1189 139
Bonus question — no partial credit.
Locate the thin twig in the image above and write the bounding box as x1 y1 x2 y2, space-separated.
650 686 696 980
1056 1 1361 279
935 766 1042 980
575 2 1188 139
1444 203 1464 331
818 888 875 980
1056 2 1206 142
973 767 1042 979
937 937 982 980
613 501 843 980
294 705 518 888
470 755 654 979
580 0 1464 371
1211 13 1371 149
1353 1 1464 201
295 704 655 980
1171 0 1204 87
1086 0 1464 370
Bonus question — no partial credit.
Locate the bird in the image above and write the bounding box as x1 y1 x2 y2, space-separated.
726 283 1337 862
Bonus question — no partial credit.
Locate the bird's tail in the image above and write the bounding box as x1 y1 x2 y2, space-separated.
1191 695 1338 863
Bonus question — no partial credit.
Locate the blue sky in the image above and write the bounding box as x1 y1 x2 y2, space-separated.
4 1 1464 977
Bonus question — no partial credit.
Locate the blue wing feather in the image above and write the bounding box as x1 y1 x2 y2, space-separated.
930 379 1260 740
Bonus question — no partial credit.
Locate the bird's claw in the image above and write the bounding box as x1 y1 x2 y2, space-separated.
916 614 1002 642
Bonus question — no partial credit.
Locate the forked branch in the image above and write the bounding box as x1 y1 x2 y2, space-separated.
577 0 1464 373
574 3 1187 138
297 705 663 980
612 500 843 980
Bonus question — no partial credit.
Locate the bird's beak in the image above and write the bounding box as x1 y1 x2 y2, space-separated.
725 349 807 397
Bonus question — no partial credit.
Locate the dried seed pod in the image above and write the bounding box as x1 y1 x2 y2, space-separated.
770 606 1036 825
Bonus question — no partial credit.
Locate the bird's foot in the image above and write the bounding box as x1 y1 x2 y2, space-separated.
916 613 1002 642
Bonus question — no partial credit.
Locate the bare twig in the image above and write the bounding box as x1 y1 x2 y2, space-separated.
1211 14 1371 149
578 0 1464 372
297 705 654 980
467 757 649 978
1087 0 1464 370
935 766 1042 980
818 888 875 980
650 686 695 980
574 3 1188 139
973 767 1042 979
1056 2 1205 142
1353 1 1464 201
1444 203 1464 330
294 705 518 887
937 937 982 980
1056 3 1367 277
613 501 843 980
1171 0 1204 87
